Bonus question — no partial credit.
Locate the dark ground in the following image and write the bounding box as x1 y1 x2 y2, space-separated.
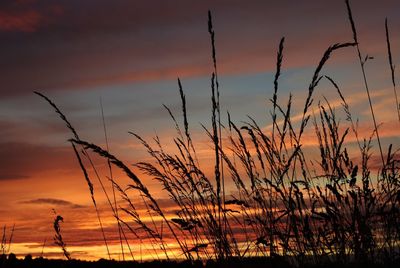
1 254 400 268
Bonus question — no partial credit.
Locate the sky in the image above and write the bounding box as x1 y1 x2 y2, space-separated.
0 0 400 261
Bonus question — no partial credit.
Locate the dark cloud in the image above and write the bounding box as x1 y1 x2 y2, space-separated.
0 9 42 32
0 0 62 33
0 0 399 97
0 118 69 142
0 141 76 180
20 198 84 208
0 174 29 180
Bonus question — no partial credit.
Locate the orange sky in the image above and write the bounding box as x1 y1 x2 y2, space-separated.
1 0 400 261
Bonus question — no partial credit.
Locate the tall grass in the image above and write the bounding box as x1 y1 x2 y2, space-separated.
37 0 399 266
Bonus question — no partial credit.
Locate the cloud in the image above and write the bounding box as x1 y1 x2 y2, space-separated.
0 0 399 97
0 118 69 143
0 174 29 180
0 10 42 32
0 141 76 180
20 198 84 208
0 0 62 33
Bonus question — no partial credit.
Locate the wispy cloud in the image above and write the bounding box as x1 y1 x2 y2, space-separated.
20 198 84 209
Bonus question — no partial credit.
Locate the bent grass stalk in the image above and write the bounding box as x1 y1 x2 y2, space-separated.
34 91 112 260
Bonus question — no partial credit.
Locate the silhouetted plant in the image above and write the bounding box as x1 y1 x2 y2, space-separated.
37 0 400 266
53 212 71 260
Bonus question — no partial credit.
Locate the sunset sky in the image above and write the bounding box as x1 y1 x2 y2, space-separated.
1 0 400 261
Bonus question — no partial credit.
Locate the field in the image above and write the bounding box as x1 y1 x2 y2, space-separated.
1 0 400 267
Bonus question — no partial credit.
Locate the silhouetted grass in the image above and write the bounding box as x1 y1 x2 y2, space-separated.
53 213 70 260
35 0 400 267
1 224 14 268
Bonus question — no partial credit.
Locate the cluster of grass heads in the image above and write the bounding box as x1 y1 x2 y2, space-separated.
53 212 71 261
37 0 399 266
